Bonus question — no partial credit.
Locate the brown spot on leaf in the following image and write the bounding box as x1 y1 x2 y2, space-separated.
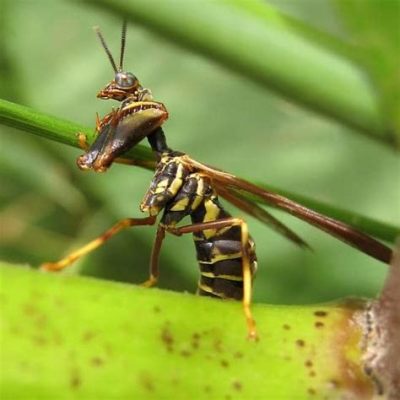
23 303 38 316
180 349 191 357
32 335 47 346
234 351 243 359
138 372 154 392
90 357 104 367
220 359 229 368
314 321 324 329
314 310 328 317
153 305 161 313
307 388 316 396
213 339 223 353
161 324 174 352
70 368 81 390
295 339 305 347
282 324 291 330
204 385 212 393
82 331 96 342
305 360 313 368
232 380 242 391
191 332 200 349
309 371 316 378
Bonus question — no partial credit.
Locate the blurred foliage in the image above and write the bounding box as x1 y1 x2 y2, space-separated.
0 0 399 308
335 0 400 146
85 0 396 145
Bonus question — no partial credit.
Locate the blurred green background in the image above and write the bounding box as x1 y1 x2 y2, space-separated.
0 0 399 305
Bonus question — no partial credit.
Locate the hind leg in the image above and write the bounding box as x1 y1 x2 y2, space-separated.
165 218 257 340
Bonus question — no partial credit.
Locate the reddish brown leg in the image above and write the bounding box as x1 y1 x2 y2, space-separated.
41 216 156 272
166 218 258 340
141 224 166 287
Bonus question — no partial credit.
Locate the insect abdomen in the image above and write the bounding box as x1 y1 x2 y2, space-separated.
155 156 257 301
191 198 257 301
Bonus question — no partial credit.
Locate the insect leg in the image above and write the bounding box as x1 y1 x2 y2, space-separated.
41 215 156 272
141 224 166 288
166 218 258 340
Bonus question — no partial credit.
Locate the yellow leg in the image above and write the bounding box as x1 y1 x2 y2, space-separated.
41 216 156 272
239 220 258 341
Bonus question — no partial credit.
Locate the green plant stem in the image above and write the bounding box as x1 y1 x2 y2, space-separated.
0 98 398 242
0 98 153 162
0 264 375 399
80 0 395 147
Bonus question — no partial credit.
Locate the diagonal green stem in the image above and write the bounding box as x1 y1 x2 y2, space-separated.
1 98 398 242
0 98 153 162
79 0 396 148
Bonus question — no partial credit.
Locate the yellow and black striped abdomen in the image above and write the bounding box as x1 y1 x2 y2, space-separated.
194 230 257 300
191 197 257 301
146 154 258 301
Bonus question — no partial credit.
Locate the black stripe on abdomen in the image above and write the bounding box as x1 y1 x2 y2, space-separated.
198 271 244 301
197 254 244 300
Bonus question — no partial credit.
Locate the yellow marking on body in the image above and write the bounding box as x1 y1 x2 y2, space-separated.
200 272 243 281
123 100 163 111
149 206 160 216
167 163 184 196
190 175 204 211
198 252 242 264
198 283 227 299
170 196 190 211
202 198 221 239
214 226 231 236
161 155 170 164
154 178 169 194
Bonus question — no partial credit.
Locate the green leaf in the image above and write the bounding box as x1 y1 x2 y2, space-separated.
0 264 374 399
79 0 397 147
335 0 400 147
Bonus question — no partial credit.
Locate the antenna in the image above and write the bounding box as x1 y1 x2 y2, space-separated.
94 26 118 73
119 20 127 71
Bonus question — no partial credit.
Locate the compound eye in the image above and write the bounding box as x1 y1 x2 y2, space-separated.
115 71 137 88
